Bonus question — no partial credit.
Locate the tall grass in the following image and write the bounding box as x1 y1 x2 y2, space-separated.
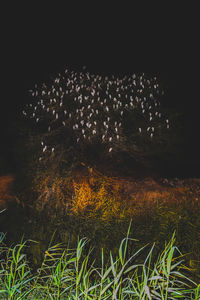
0 222 199 299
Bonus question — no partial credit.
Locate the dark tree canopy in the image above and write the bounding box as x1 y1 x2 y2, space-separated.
22 67 171 174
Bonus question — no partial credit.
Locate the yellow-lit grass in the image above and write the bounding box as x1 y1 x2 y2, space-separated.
71 176 120 219
34 175 73 212
72 181 93 213
33 170 200 221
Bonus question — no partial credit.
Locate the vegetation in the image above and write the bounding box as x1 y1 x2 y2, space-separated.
0 222 199 299
18 66 185 186
2 172 200 281
0 67 198 299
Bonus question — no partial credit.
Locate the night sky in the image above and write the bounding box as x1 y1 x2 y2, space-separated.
1 7 199 175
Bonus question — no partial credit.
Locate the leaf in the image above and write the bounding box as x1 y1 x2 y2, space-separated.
144 285 152 300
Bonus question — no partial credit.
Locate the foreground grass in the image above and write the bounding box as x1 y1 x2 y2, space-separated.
0 224 199 300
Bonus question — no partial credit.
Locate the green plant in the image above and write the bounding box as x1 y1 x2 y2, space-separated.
0 221 199 299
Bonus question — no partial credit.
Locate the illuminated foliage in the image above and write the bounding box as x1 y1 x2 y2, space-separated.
32 170 200 224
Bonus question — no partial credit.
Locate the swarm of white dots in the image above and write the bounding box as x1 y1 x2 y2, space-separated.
23 67 169 160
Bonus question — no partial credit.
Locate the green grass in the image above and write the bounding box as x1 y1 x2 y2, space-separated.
0 223 199 299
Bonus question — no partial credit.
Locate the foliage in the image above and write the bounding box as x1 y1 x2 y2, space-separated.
21 67 183 176
0 224 199 299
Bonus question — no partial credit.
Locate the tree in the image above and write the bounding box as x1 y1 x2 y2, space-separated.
22 67 171 175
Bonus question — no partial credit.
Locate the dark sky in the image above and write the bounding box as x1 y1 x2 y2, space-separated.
1 6 199 174
3 35 197 117
2 8 198 117
2 22 198 133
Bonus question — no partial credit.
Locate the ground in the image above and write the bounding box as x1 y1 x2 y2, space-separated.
0 175 15 209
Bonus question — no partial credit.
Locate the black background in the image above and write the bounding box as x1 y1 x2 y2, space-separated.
1 4 199 175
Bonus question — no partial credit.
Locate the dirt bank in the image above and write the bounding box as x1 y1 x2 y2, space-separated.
0 175 15 209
